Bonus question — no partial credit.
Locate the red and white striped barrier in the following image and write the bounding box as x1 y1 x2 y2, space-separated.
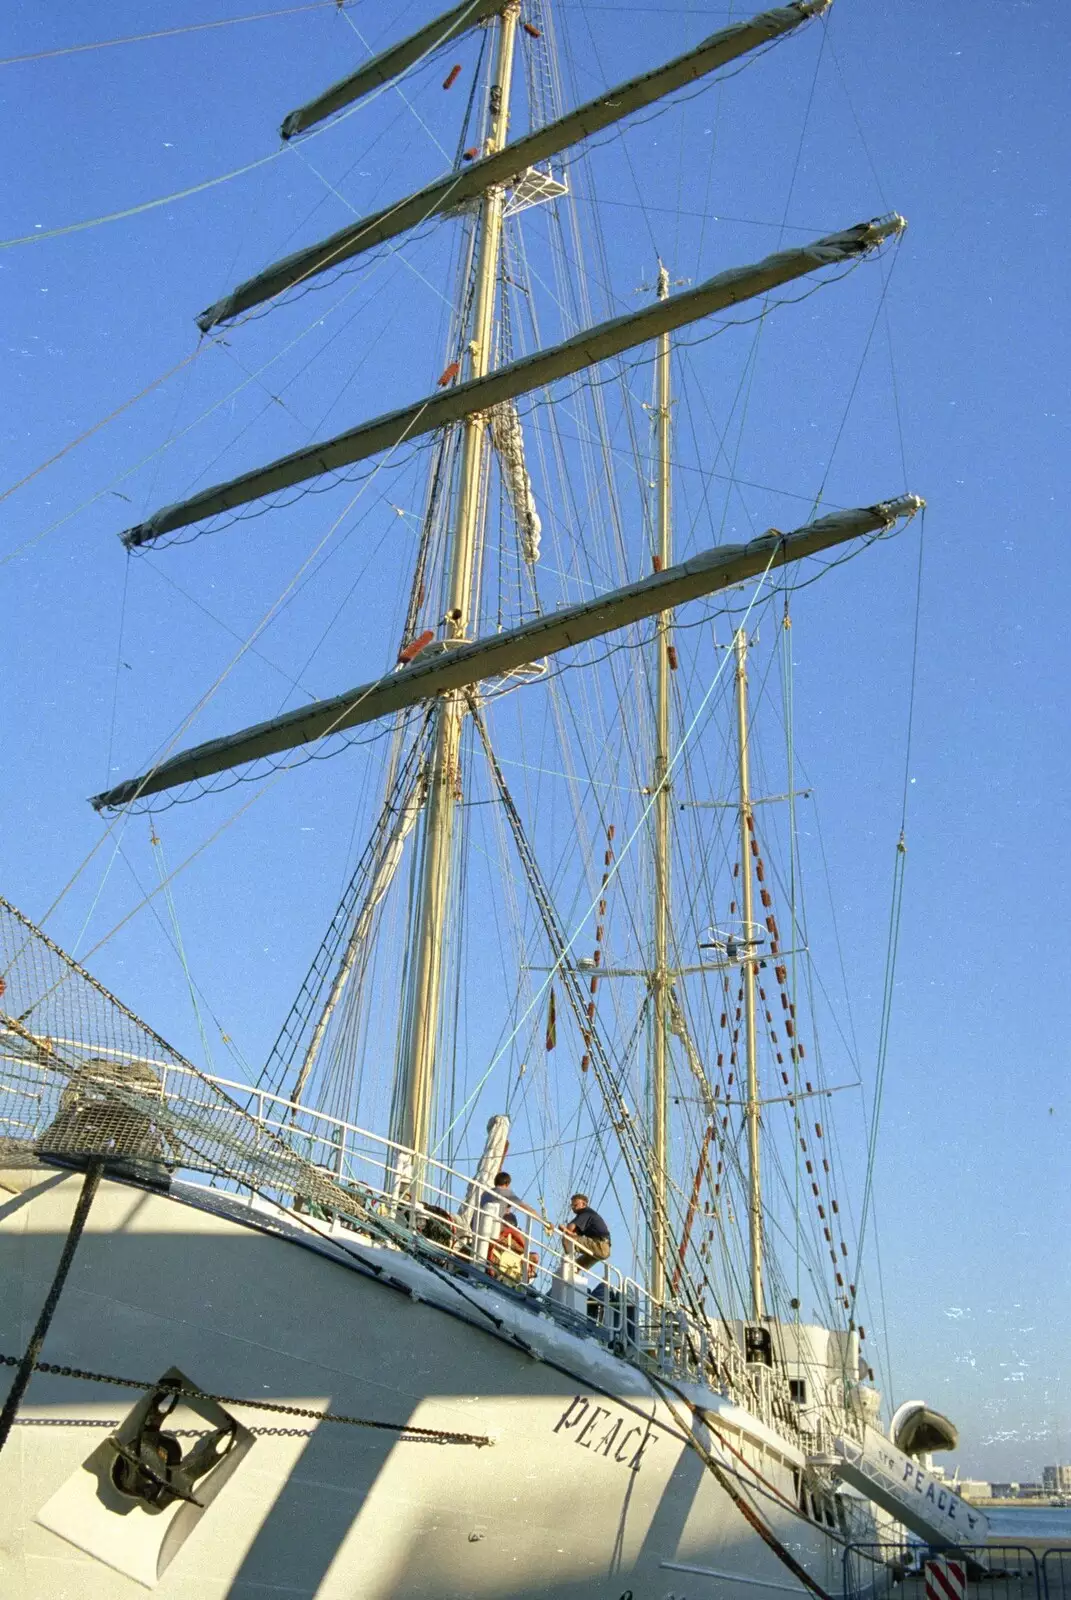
924 1556 967 1599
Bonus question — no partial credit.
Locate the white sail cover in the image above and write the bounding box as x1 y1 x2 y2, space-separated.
457 1113 511 1246
491 402 541 563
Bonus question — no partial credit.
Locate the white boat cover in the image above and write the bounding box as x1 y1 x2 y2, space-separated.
890 1399 959 1457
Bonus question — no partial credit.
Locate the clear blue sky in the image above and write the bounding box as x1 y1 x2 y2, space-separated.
2 0 1068 1481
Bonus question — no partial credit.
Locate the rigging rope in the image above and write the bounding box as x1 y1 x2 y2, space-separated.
0 347 204 510
0 1162 104 1454
151 825 217 1073
1 152 292 250
848 505 927 1331
650 1379 834 1600
0 258 405 556
32 391 436 964
780 604 803 1317
0 0 484 251
0 4 344 69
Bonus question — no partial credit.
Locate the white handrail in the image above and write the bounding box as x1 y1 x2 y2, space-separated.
177 1067 666 1352
8 1051 757 1391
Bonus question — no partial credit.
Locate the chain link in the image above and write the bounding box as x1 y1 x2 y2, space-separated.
0 1353 490 1446
13 1417 317 1438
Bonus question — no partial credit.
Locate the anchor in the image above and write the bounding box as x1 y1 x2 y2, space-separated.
108 1384 237 1512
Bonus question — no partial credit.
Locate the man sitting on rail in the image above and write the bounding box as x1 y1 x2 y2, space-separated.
562 1192 611 1268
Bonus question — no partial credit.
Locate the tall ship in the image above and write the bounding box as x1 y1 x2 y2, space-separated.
1 2 987 1595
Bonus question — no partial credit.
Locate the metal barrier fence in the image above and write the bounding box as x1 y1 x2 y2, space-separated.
843 1544 1058 1598
1043 1549 1071 1600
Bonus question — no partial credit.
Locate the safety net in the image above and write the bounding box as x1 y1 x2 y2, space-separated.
0 894 372 1221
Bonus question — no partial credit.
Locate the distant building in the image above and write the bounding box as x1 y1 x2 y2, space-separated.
929 1466 991 1501
956 1479 992 1502
1043 1465 1071 1495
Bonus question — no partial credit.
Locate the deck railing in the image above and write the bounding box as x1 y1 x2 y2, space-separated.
177 1070 664 1340
149 1066 761 1393
0 1039 773 1405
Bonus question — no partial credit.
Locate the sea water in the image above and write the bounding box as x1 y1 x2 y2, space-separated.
985 1505 1071 1541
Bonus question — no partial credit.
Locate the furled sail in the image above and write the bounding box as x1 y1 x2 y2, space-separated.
280 0 507 140
491 401 541 563
124 216 904 549
198 1 831 331
94 498 923 811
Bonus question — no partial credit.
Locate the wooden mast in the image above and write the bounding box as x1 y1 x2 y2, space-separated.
734 627 764 1320
391 3 521 1173
650 262 673 1303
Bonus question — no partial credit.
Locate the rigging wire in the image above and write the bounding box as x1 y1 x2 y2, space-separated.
0 4 345 68
582 195 832 235
435 546 784 1150
114 839 256 1082
713 14 827 546
149 826 217 1073
104 554 133 789
59 672 404 980
803 240 904 520
821 23 892 214
780 610 807 1314
1 150 294 251
114 470 422 800
140 558 322 701
501 174 669 1142
286 142 455 310
338 6 451 163
496 59 890 1299
32 398 434 951
3 16 883 573
0 0 485 251
14 0 922 1344
1 39 476 548
0 262 412 564
258 722 432 1098
847 504 926 1328
0 346 204 516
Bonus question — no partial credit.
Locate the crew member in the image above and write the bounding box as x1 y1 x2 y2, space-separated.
490 1209 528 1280
478 1170 540 1223
563 1191 611 1268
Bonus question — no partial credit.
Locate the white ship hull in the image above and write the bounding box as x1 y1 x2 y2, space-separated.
0 1160 889 1599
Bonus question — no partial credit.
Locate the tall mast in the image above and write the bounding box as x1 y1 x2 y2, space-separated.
649 263 672 1303
734 627 764 1320
392 4 520 1166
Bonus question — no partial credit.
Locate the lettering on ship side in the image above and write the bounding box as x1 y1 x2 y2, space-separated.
552 1396 659 1474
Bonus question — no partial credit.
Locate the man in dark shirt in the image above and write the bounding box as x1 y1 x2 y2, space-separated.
563 1192 611 1268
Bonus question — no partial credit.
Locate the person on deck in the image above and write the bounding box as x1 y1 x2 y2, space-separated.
478 1170 538 1223
498 1209 526 1256
562 1192 611 1268
489 1209 528 1281
476 1171 541 1265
